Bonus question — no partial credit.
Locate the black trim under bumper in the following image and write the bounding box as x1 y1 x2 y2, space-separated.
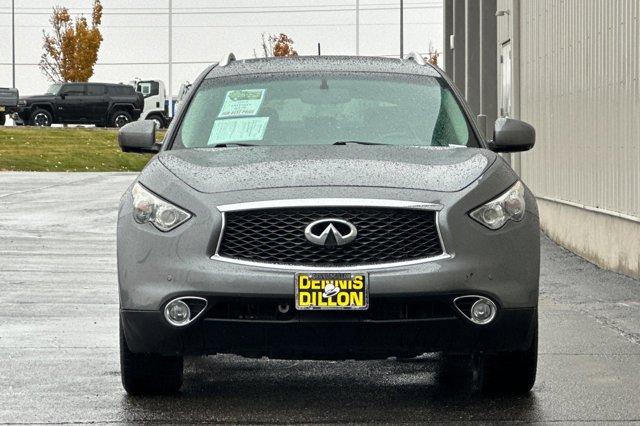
121 308 537 360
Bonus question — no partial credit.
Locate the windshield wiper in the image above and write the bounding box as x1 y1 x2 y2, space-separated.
211 143 257 148
332 140 389 146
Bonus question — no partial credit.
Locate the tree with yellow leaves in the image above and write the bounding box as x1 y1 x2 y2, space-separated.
427 50 438 66
269 33 298 57
39 1 103 82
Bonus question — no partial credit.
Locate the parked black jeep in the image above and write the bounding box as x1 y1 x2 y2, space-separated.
15 82 143 127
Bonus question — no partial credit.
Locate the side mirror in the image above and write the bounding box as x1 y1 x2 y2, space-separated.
487 117 536 152
118 120 160 154
59 93 66 99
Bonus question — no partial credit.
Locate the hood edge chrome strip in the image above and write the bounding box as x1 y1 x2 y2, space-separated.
210 252 452 271
216 198 443 212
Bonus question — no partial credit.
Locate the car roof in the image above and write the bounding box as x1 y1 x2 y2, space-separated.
205 55 441 79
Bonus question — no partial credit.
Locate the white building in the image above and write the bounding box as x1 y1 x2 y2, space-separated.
444 0 640 279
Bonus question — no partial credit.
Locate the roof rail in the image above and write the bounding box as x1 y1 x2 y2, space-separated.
219 53 236 67
405 51 426 66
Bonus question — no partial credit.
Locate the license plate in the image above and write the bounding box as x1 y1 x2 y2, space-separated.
295 272 369 310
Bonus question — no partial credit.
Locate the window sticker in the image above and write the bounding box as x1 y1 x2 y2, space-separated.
218 89 266 118
208 117 270 144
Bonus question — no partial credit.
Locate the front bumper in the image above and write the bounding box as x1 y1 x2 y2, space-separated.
121 304 537 358
118 161 540 358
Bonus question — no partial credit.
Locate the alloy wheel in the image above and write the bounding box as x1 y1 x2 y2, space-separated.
34 113 50 126
114 114 130 128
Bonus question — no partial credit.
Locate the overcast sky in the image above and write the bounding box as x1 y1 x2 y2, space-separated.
0 0 443 96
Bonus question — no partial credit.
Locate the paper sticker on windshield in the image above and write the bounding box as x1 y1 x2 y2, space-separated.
218 89 265 118
208 117 269 144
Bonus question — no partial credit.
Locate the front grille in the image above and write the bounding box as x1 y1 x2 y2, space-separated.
217 206 443 266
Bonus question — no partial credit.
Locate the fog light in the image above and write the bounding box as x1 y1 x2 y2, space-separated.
164 300 191 326
470 299 497 325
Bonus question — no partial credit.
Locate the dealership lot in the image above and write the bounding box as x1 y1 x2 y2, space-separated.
1 172 639 424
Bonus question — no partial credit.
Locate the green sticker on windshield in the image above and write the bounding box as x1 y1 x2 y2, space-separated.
218 89 265 118
208 117 270 144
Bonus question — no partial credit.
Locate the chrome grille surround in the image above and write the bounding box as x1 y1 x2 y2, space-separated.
212 199 450 271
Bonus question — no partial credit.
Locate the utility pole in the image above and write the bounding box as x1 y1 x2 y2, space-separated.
355 0 360 55
399 0 404 58
11 0 15 88
168 0 173 116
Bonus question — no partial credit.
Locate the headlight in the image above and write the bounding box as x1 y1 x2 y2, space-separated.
470 181 526 230
131 183 191 231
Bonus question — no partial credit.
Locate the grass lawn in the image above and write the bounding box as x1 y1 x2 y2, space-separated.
0 127 158 172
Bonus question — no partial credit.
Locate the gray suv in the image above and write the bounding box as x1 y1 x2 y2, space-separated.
117 54 539 395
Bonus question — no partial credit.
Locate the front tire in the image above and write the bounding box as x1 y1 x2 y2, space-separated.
110 110 132 128
480 314 538 394
30 109 52 126
119 319 183 395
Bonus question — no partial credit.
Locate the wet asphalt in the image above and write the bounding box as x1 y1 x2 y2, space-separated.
1 172 639 424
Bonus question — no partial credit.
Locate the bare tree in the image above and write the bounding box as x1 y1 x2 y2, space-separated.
260 32 273 58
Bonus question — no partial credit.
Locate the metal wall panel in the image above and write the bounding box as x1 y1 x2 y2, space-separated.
496 0 511 44
518 0 640 219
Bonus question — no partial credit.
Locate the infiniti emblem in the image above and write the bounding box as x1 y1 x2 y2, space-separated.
304 218 358 247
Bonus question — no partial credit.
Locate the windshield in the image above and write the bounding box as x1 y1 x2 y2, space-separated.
173 72 477 149
45 84 62 95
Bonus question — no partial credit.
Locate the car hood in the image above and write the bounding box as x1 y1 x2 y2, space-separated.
157 145 496 193
21 95 54 103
